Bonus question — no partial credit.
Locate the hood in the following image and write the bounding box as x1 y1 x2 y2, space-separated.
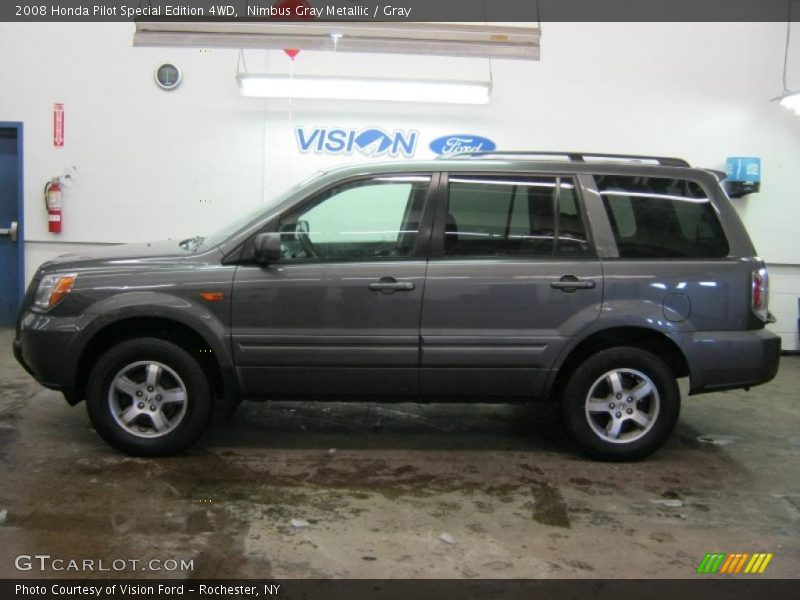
39 240 193 272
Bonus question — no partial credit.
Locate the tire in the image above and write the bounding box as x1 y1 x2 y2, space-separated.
85 337 212 456
561 346 680 461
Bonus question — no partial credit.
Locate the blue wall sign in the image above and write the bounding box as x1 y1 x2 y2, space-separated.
726 157 761 183
725 156 761 198
296 127 418 158
429 134 496 156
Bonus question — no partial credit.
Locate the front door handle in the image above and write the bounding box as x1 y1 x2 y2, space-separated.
369 277 415 293
550 275 596 292
0 221 18 243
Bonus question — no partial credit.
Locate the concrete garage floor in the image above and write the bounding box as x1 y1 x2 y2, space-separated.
0 326 798 579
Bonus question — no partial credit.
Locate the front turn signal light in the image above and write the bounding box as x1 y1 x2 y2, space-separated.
34 273 77 309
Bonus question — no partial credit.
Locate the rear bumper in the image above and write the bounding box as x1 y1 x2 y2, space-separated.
674 329 781 395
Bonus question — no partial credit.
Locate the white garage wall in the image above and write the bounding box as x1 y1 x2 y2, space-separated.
0 22 271 276
0 22 798 349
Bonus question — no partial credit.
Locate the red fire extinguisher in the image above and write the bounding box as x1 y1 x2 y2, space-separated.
44 179 62 233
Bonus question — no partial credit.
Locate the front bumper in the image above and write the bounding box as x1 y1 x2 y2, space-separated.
675 328 782 395
14 310 88 403
12 338 34 377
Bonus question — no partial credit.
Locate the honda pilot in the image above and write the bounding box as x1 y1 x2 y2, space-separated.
13 152 781 460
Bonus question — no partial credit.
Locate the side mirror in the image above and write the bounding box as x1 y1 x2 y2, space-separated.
253 233 282 264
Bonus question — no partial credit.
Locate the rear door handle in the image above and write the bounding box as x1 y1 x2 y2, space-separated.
550 275 596 292
369 277 415 293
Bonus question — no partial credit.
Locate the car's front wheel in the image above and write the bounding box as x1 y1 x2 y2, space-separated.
86 338 212 456
561 346 680 461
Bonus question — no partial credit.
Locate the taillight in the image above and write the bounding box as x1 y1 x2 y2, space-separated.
751 267 769 322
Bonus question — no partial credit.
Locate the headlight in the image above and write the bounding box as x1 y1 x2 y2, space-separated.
33 273 77 309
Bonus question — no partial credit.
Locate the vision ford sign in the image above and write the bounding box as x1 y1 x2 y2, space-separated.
296 127 418 158
429 134 497 156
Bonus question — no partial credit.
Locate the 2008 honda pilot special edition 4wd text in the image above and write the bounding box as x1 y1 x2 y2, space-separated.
13 152 781 460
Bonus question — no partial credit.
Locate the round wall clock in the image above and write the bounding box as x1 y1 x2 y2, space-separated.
154 63 182 91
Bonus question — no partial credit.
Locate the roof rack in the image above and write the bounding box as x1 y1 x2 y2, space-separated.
442 151 690 168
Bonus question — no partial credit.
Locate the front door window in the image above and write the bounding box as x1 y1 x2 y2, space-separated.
277 176 430 262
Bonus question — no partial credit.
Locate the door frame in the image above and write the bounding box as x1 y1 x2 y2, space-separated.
420 169 605 398
0 122 24 304
229 171 442 399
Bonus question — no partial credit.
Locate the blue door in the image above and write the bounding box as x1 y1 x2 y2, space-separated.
0 124 23 325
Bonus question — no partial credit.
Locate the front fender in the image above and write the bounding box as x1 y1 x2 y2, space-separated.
61 289 238 407
74 291 233 368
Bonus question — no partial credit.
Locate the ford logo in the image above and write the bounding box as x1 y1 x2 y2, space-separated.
429 134 497 156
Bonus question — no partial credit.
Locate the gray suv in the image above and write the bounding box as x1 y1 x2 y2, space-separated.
13 152 781 460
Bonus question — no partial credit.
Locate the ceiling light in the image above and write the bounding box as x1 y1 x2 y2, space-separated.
236 75 491 105
776 1 800 115
779 91 800 115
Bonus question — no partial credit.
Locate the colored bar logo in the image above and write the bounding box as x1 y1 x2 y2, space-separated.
696 552 773 574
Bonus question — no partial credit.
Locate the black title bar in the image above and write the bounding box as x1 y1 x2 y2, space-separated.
3 579 800 600
3 0 800 22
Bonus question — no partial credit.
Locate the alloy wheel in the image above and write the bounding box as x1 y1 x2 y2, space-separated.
584 368 660 444
108 360 188 438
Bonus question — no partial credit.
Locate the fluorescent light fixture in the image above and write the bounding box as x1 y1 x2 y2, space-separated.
779 91 800 115
237 74 491 105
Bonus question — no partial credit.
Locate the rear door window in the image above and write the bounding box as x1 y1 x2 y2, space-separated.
444 175 590 257
595 175 729 258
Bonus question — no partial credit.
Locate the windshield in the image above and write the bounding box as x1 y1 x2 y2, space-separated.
196 171 327 250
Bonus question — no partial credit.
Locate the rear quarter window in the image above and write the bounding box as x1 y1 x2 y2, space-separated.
595 175 729 258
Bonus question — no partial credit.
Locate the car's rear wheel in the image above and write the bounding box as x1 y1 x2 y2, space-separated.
86 338 212 456
561 346 680 461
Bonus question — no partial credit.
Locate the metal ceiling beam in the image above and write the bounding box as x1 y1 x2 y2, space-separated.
133 22 540 60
